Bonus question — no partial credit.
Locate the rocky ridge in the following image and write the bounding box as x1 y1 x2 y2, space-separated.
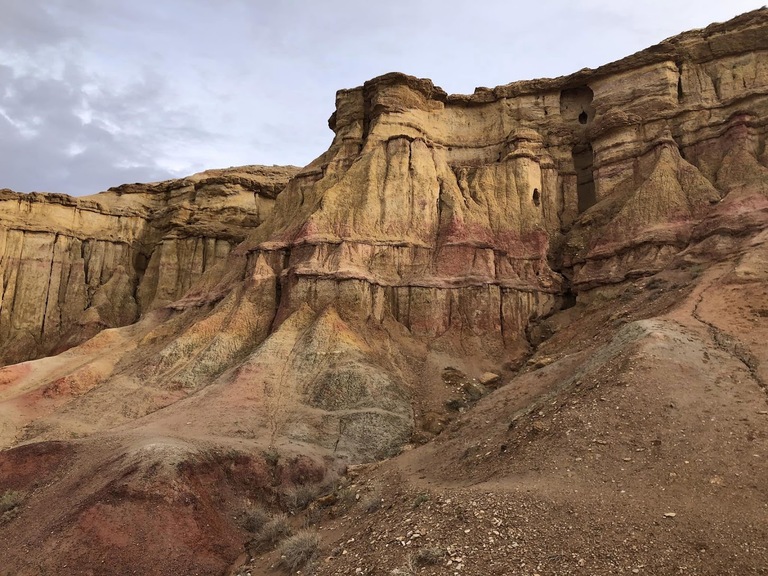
0 9 767 576
0 165 298 364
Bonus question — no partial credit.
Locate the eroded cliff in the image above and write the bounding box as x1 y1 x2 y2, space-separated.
0 165 298 364
0 10 767 576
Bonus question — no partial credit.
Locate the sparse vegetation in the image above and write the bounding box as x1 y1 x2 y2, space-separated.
263 446 280 466
0 490 24 524
645 277 668 291
412 546 445 567
689 263 705 278
332 485 357 512
280 482 322 513
277 528 320 573
445 398 466 412
360 490 382 513
238 504 270 533
0 490 22 514
251 513 292 550
303 503 324 527
412 492 429 509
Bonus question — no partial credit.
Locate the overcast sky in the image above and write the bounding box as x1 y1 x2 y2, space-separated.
0 0 764 196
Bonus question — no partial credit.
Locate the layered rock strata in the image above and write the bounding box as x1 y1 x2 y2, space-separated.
0 12 768 575
0 165 298 364
0 10 767 457
202 8 768 355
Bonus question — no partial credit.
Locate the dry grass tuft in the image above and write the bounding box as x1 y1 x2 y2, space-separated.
412 546 445 566
238 504 270 533
250 513 292 550
359 490 382 513
281 482 322 513
277 528 320 572
0 491 23 514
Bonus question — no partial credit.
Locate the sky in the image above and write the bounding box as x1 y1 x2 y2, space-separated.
0 0 764 196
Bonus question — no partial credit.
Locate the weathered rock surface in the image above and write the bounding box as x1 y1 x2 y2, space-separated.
0 4 765 468
0 6 766 460
0 9 767 576
0 165 298 364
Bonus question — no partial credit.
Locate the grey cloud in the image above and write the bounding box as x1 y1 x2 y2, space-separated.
0 1 224 194
0 53 215 193
0 1 77 50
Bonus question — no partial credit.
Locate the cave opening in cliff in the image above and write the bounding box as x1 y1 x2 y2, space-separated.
532 188 541 207
573 143 596 213
560 86 595 124
561 289 577 310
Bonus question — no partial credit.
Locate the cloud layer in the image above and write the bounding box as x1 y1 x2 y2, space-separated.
0 0 764 195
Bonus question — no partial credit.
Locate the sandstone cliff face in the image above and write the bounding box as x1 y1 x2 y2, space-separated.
0 165 298 365
1 9 768 461
208 8 768 354
1 11 768 576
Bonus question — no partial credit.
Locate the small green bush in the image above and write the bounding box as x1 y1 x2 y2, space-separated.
0 490 23 514
412 493 429 509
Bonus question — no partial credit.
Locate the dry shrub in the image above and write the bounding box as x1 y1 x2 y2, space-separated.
413 546 444 567
279 454 326 485
411 493 429 509
238 504 270 533
337 486 356 505
280 482 322 513
0 490 24 525
252 513 292 550
277 528 320 572
359 490 382 513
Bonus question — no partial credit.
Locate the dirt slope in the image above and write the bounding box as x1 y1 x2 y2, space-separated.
270 247 768 576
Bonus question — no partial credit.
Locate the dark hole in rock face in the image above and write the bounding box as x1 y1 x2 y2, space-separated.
560 86 594 124
532 188 541 207
572 143 596 213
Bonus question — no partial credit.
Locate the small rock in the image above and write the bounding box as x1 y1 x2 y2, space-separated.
479 372 501 387
663 512 677 518
528 356 555 369
462 380 488 401
530 421 548 434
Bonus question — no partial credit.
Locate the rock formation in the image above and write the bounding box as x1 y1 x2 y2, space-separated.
0 165 298 364
0 9 767 576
